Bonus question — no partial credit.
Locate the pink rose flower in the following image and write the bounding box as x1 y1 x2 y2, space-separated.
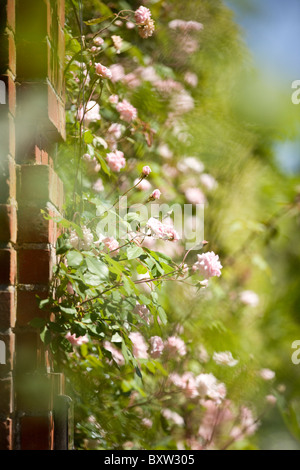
161 409 184 426
239 290 259 307
126 21 135 30
106 150 126 172
266 395 277 405
165 336 186 357
109 64 125 83
185 187 206 205
95 63 112 79
116 99 137 122
259 368 275 381
108 94 119 104
92 178 104 192
193 251 222 278
146 217 179 242
66 332 89 346
149 336 164 358
107 123 122 140
150 189 161 200
94 37 104 46
134 303 151 324
82 153 101 173
77 100 101 123
134 178 152 191
103 340 124 366
142 418 153 428
103 237 120 257
134 6 151 25
142 165 151 176
129 332 148 359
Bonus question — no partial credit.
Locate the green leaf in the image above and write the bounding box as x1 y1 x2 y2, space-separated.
136 264 148 274
97 153 111 175
139 294 151 305
111 332 123 343
83 273 103 287
157 306 167 325
86 257 109 280
122 276 135 296
60 306 77 316
40 327 51 345
67 251 83 267
83 130 94 144
126 245 144 260
29 317 47 328
39 298 50 309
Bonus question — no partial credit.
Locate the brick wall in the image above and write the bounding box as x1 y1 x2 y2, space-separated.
0 0 65 450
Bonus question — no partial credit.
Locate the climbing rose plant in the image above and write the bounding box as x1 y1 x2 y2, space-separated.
33 0 280 450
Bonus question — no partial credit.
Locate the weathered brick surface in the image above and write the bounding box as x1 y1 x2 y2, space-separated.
20 415 53 450
0 204 17 242
0 419 12 450
0 289 16 330
0 111 15 158
0 376 13 414
0 31 16 76
0 156 16 203
0 0 65 449
18 164 63 211
18 205 57 244
16 289 48 327
18 248 54 285
0 248 16 285
15 330 41 373
0 0 15 33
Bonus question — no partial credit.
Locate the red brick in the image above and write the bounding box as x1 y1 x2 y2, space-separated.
15 330 47 372
16 289 48 326
20 415 52 450
0 332 14 376
0 289 16 330
0 376 13 414
0 419 12 450
0 204 17 242
0 156 16 203
0 248 16 285
18 164 62 210
15 330 40 375
8 30 16 76
7 0 16 32
0 31 16 76
18 248 53 285
18 205 57 244
41 149 49 165
15 371 52 413
57 0 65 27
48 84 66 140
0 109 15 158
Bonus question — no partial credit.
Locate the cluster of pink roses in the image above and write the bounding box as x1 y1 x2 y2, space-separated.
134 6 155 39
106 150 126 172
146 217 180 242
